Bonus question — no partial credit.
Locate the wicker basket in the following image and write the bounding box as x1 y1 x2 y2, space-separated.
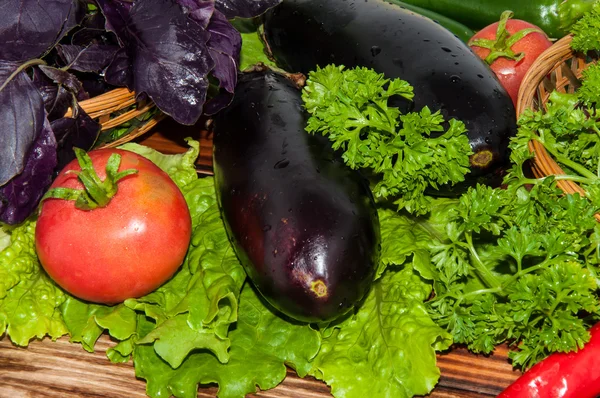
65 88 164 149
516 34 599 219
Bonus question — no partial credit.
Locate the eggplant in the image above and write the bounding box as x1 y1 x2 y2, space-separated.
212 70 381 323
263 0 517 188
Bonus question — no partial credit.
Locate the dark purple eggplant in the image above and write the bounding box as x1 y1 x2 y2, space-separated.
263 0 517 189
212 70 380 323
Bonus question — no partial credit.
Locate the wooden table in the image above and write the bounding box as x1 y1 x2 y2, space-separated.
0 120 522 397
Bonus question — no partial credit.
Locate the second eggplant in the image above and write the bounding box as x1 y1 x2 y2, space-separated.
212 70 381 323
263 0 517 189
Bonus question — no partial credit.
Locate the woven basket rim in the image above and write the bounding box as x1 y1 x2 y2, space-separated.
516 34 576 115
516 33 600 221
64 88 164 149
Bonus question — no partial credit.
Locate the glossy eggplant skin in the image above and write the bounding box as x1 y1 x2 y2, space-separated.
212 70 381 323
263 0 517 186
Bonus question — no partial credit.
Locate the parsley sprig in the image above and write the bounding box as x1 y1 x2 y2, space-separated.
427 179 600 369
511 64 600 207
426 19 600 368
302 65 472 215
570 0 600 53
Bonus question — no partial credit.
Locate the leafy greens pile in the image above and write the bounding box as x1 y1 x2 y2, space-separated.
303 65 472 215
299 4 600 371
0 0 280 225
0 141 452 398
4 4 600 398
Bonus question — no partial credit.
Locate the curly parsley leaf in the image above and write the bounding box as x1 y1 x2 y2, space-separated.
570 0 600 52
302 65 472 215
578 63 600 107
427 181 600 369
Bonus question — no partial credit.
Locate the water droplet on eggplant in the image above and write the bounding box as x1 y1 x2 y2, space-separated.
370 46 381 56
274 159 290 169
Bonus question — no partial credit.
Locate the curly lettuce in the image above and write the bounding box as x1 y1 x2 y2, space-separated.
1 139 451 398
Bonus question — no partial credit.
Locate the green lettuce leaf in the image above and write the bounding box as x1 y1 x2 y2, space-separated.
128 176 245 368
232 18 276 71
0 220 68 345
378 208 436 280
309 266 452 398
135 283 321 398
0 225 10 252
61 298 137 353
118 138 200 188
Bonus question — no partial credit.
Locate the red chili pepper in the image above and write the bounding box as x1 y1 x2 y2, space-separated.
499 322 600 398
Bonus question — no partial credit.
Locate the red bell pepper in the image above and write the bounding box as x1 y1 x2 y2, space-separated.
499 322 600 398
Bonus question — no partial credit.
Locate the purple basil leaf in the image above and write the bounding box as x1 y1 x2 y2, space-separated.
32 67 71 120
38 65 88 101
209 49 237 93
57 43 120 73
0 63 45 186
51 105 101 170
207 9 240 93
57 0 86 40
127 0 214 125
79 73 114 98
176 0 215 28
0 0 80 62
56 44 86 66
0 117 57 225
207 10 241 58
214 0 281 19
71 11 116 45
50 86 74 119
104 47 133 89
203 90 233 115
96 0 133 45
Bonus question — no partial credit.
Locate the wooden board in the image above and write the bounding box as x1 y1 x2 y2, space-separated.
0 120 522 397
0 335 520 397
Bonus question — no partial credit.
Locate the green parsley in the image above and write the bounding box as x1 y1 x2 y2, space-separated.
427 180 600 369
426 14 600 368
302 65 472 215
570 0 600 53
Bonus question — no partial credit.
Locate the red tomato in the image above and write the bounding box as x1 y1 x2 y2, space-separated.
35 149 192 304
469 11 552 107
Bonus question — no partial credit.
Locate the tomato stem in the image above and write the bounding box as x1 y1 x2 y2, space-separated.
42 148 137 210
468 10 544 65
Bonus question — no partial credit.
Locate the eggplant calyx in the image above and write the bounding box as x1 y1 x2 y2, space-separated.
470 149 494 169
310 280 329 298
42 148 138 210
468 10 543 65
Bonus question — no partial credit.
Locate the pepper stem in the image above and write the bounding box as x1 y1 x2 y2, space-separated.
42 148 137 210
468 10 544 65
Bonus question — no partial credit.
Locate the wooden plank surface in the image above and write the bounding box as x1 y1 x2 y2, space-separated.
0 119 522 397
0 334 520 398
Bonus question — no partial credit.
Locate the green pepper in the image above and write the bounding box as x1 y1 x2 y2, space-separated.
387 0 475 42
396 0 596 38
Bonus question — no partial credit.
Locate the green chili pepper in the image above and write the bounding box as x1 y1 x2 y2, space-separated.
396 0 596 38
387 0 475 42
